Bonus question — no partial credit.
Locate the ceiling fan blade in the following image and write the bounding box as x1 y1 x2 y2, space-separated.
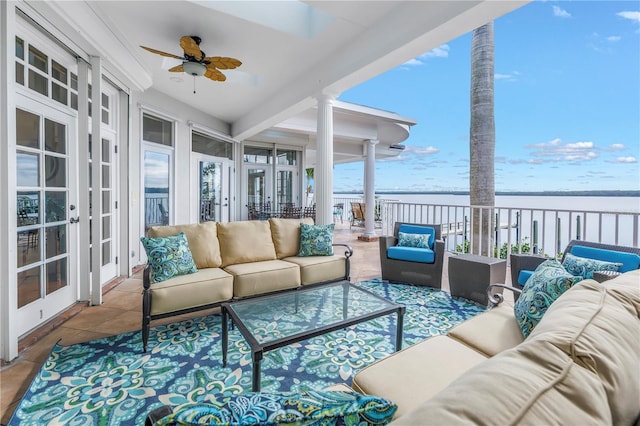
140 45 183 60
180 36 204 61
205 68 226 81
168 64 184 73
204 57 242 70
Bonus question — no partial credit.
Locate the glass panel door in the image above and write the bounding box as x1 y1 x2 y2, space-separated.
99 134 117 282
144 150 171 230
15 103 77 336
195 158 230 223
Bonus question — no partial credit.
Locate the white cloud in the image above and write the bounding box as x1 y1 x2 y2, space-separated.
404 44 450 66
608 143 626 151
552 5 571 18
607 36 621 42
613 156 638 163
379 144 440 162
617 11 640 23
524 138 599 162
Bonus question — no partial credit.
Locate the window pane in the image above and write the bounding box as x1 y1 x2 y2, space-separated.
102 216 111 239
101 109 109 125
16 62 24 85
70 73 78 90
144 151 170 228
28 45 47 73
143 114 173 146
45 156 66 187
46 224 67 258
102 190 110 214
18 266 41 308
45 191 66 222
28 69 48 96
277 150 297 165
51 60 67 84
102 165 111 189
16 109 40 148
45 119 66 154
15 36 24 59
70 93 78 110
244 147 272 164
18 192 40 226
16 152 39 187
17 229 41 268
46 258 67 295
52 83 68 106
192 132 233 159
277 170 293 205
102 138 111 163
102 93 109 108
102 241 111 267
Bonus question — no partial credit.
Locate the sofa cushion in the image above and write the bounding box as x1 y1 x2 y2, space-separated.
526 271 640 425
269 217 314 258
397 231 431 249
224 259 300 298
153 390 396 426
562 252 622 279
283 255 346 285
387 246 435 263
217 221 277 267
394 339 612 426
149 268 233 316
570 245 640 273
351 335 487 418
148 222 222 268
447 305 524 357
517 269 534 286
398 224 435 249
140 232 198 283
298 223 334 256
514 259 582 337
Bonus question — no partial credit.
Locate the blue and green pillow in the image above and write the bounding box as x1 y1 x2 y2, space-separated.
153 389 397 425
141 232 198 283
397 231 432 249
561 252 622 279
298 223 335 257
514 259 583 338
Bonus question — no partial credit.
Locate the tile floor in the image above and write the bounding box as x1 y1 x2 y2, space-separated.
0 223 465 424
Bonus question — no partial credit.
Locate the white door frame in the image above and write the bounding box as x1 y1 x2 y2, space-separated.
191 153 231 224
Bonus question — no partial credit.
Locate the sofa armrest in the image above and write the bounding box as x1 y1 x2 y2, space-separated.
333 243 354 281
378 235 396 253
509 253 546 288
487 284 522 308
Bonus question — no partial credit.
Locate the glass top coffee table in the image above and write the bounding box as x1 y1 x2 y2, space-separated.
221 280 405 391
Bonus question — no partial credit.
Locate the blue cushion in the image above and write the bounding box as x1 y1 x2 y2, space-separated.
517 270 534 286
298 223 334 256
387 246 435 263
570 245 640 273
140 232 198 284
398 224 435 249
514 259 583 338
562 252 622 279
154 389 397 425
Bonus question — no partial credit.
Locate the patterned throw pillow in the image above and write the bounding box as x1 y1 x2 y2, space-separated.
562 252 622 279
140 232 198 283
154 390 397 426
398 231 432 249
514 259 582 337
298 223 334 257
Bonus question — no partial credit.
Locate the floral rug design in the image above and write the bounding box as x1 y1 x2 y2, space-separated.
10 279 484 425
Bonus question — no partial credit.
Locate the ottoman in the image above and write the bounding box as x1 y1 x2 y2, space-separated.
448 254 506 305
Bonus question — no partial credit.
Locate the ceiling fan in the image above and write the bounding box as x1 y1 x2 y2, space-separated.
141 36 242 86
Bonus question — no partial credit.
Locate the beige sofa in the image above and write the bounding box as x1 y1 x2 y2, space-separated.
142 218 353 352
351 269 640 425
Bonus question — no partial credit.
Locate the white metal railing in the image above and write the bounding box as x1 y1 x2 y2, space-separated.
376 201 639 262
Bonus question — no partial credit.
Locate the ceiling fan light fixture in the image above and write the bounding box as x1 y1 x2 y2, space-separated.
182 61 206 76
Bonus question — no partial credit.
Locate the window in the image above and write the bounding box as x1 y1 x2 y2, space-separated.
192 131 233 159
143 114 173 146
244 147 272 164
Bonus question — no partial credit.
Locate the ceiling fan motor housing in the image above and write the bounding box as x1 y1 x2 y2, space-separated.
182 61 206 76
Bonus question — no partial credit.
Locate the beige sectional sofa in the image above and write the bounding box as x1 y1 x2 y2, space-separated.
142 218 352 352
351 269 640 425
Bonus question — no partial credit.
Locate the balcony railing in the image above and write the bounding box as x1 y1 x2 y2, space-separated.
333 196 639 262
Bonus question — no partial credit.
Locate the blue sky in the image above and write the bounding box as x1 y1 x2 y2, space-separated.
334 1 640 193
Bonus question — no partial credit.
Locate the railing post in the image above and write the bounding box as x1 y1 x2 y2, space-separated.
533 220 539 254
576 215 581 240
557 217 562 255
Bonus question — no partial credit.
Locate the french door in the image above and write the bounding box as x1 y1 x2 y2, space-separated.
191 154 230 223
16 99 78 336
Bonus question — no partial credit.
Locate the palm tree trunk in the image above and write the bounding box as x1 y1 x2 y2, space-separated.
470 22 496 256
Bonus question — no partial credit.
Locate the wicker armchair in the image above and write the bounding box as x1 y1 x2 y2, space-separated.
379 222 444 288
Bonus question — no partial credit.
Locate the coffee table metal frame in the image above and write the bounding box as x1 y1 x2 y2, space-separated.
221 280 405 391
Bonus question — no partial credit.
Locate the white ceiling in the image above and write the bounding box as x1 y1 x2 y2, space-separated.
30 1 527 145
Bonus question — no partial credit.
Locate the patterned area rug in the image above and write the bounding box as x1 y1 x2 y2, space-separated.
10 279 484 425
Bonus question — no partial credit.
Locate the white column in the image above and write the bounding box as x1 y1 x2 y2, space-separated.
90 56 102 306
315 94 334 225
362 139 378 238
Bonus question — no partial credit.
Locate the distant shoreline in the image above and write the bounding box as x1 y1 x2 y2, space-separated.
334 190 640 197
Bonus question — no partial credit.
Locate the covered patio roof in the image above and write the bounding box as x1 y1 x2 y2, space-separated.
30 0 528 161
